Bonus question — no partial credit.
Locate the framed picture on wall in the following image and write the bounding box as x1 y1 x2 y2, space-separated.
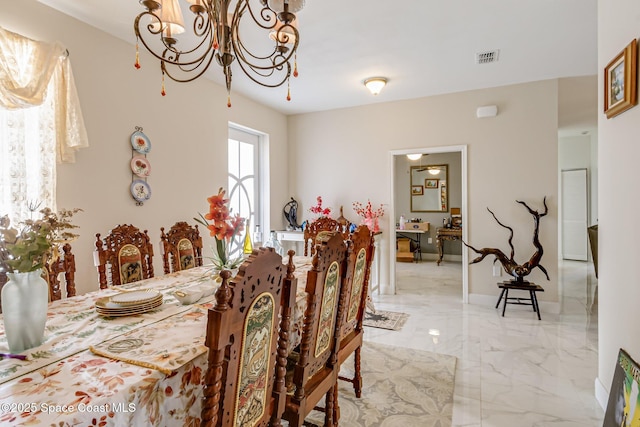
411 185 424 195
425 178 439 189
604 39 638 119
603 348 640 426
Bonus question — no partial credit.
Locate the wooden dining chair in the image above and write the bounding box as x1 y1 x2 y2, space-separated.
94 224 154 289
200 247 297 427
283 231 349 427
303 217 345 256
325 225 375 422
159 221 203 274
44 243 77 301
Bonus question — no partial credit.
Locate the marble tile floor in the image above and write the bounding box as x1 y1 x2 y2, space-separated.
365 259 602 427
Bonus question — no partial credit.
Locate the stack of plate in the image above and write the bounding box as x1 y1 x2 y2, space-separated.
95 289 163 317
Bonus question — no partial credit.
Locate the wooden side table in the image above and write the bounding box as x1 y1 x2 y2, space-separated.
495 281 544 320
436 227 462 265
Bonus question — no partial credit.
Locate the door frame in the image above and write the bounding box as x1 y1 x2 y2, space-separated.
388 145 469 302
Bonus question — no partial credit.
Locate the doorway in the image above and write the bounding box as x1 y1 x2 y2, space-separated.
561 168 588 261
388 145 468 302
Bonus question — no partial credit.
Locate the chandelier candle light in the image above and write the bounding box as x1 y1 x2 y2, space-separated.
134 0 304 106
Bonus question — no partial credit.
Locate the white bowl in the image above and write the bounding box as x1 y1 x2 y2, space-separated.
197 283 216 298
172 289 203 305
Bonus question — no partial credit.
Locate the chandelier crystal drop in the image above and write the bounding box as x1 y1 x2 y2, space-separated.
134 0 303 106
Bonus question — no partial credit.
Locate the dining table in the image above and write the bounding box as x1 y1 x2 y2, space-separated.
0 257 313 426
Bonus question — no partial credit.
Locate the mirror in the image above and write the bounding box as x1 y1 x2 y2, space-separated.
410 164 448 212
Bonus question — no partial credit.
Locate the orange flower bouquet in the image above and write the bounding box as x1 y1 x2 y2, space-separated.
195 188 245 270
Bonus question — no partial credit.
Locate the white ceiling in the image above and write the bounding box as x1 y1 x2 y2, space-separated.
38 0 598 118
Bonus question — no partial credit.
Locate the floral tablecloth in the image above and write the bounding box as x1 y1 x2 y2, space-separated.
0 259 313 426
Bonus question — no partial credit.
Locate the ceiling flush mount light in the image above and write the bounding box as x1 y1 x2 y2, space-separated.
364 77 387 95
406 154 422 161
134 0 304 107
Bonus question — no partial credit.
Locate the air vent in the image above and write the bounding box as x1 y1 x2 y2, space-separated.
475 50 500 64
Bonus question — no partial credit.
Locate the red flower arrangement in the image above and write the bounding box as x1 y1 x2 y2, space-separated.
353 200 384 232
309 196 331 218
195 188 245 269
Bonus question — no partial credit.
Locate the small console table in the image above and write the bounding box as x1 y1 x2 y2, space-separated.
436 227 462 265
495 281 544 320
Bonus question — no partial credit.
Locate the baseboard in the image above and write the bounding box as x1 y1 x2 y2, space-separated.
375 282 392 295
595 376 608 411
420 253 462 262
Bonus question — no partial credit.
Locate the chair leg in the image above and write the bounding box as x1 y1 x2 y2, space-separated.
325 387 335 427
502 289 509 316
332 382 340 425
353 346 363 398
495 288 506 308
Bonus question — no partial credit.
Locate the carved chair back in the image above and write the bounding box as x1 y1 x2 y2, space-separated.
334 225 375 403
339 225 375 342
160 221 203 274
283 231 349 427
44 243 77 301
200 247 296 427
303 217 348 256
95 224 154 289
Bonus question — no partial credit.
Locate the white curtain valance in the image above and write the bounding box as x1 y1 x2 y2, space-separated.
0 26 88 163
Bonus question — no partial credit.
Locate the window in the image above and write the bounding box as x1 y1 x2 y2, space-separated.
0 27 88 224
0 92 57 222
228 125 268 253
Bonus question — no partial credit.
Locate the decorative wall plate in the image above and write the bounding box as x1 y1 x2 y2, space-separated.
130 155 151 177
130 130 151 154
131 180 151 203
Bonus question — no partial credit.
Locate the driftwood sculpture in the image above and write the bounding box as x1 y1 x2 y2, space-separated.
463 197 549 283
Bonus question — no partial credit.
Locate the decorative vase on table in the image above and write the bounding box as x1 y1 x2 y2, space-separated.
2 270 49 353
364 217 380 233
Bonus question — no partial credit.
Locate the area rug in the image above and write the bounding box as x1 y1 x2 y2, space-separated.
363 310 409 330
305 341 456 427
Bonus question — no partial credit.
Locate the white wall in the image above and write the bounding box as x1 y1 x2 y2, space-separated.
596 0 640 408
288 80 559 303
1 0 291 295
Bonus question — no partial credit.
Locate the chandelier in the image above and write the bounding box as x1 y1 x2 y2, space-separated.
134 0 303 107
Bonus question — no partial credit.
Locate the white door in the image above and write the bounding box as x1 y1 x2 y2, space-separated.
561 169 588 261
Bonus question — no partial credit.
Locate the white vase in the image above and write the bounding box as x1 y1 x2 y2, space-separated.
2 270 49 353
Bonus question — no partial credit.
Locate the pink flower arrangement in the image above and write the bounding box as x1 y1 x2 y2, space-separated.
309 196 331 218
353 200 384 233
353 200 384 219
